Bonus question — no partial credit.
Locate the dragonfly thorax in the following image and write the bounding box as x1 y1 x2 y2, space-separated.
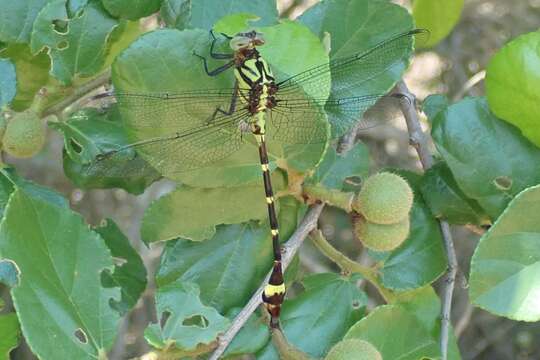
234 53 278 116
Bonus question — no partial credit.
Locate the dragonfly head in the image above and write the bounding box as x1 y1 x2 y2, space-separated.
230 30 265 51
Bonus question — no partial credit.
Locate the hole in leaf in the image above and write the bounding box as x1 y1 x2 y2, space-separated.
493 176 512 191
182 314 209 328
160 311 171 328
69 138 82 153
56 40 69 50
74 328 88 344
52 19 68 34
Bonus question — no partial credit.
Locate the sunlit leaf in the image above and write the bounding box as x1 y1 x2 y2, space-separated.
486 31 540 147
470 184 540 321
0 179 120 359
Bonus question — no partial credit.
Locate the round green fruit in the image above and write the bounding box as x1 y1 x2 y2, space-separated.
353 172 413 224
325 339 382 360
3 110 46 158
354 216 410 252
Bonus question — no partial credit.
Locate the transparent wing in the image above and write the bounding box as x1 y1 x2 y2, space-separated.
271 94 405 143
274 29 424 138
92 89 252 176
114 88 241 136
277 29 423 97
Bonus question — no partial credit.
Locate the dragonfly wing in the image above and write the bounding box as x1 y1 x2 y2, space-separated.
275 29 422 138
271 94 404 144
128 114 246 175
115 89 240 137
95 90 250 177
267 84 329 145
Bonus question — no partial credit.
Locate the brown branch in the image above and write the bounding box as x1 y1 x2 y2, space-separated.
209 204 324 360
395 80 458 360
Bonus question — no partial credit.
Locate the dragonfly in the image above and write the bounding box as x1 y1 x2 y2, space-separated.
94 27 424 328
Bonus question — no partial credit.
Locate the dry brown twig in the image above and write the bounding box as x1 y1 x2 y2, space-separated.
395 80 458 360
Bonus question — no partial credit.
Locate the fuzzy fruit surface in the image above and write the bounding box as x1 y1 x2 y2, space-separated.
354 172 413 224
3 110 46 158
325 339 382 360
354 216 410 252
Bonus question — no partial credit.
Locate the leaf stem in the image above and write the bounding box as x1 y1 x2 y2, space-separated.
309 229 393 302
395 81 458 360
41 70 111 119
303 184 354 212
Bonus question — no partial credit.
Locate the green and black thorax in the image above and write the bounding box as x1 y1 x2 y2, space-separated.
233 46 278 116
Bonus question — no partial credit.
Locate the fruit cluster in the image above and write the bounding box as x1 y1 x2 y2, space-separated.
352 172 414 251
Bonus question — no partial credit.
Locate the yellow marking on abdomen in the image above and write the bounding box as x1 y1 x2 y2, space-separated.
266 196 274 204
261 164 269 171
264 283 285 297
271 229 279 236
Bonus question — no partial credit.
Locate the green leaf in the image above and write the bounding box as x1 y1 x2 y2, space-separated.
393 287 461 360
156 222 273 313
213 13 262 36
160 0 278 30
0 181 120 359
431 97 540 219
486 31 540 148
102 0 161 20
30 0 69 54
421 161 489 225
345 305 439 359
32 0 119 84
0 0 49 44
0 59 16 107
299 0 412 58
412 0 464 48
0 170 15 219
141 181 280 243
0 44 50 111
469 184 540 321
258 273 367 359
68 0 88 15
375 170 446 290
52 107 161 194
144 281 230 352
0 260 19 287
298 0 416 137
223 309 270 357
95 219 147 315
305 142 369 190
0 313 20 360
423 94 449 121
103 20 142 68
112 24 328 187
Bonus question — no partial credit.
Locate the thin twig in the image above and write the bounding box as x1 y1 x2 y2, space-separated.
452 70 486 102
209 204 324 360
41 70 112 118
395 81 458 360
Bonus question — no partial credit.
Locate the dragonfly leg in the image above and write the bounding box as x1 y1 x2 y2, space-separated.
193 51 235 76
209 30 234 59
206 82 239 124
